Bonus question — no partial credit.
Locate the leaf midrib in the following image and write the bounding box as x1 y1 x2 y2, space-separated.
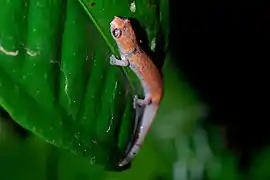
77 0 135 92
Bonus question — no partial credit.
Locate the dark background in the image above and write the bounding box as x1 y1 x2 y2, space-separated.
169 4 269 173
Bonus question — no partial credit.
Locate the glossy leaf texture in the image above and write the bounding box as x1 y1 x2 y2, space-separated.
0 0 169 171
78 0 169 90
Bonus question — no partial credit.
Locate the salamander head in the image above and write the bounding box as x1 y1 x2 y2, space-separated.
110 16 138 53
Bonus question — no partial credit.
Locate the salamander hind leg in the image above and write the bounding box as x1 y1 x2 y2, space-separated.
133 95 151 108
109 54 129 66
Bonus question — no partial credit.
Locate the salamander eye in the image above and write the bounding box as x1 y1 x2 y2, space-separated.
112 28 122 38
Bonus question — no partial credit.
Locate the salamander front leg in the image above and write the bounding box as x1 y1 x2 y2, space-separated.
109 54 130 67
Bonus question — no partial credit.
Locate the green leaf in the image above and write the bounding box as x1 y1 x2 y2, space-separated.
0 0 169 170
78 0 169 90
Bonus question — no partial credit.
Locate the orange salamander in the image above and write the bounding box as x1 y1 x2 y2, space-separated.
109 16 164 167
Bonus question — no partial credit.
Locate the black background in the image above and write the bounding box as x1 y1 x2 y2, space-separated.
169 4 269 172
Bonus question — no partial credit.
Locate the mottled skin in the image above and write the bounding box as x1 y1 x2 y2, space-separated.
109 16 163 166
